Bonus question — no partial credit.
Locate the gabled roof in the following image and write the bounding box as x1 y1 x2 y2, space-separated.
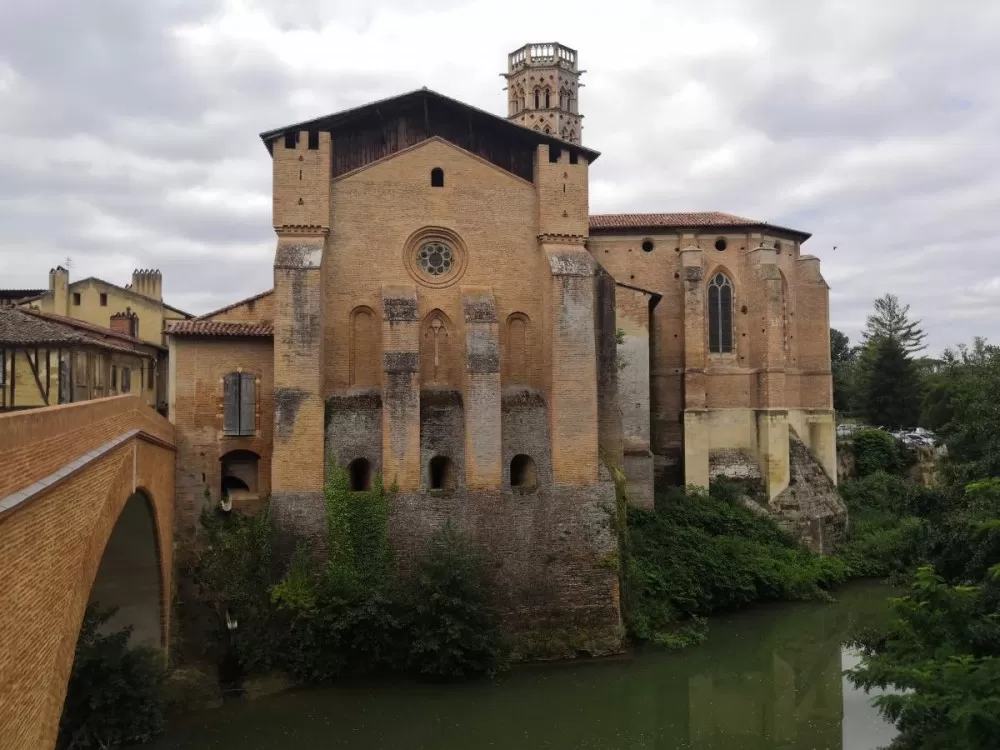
589 212 811 241
167 320 274 338
258 87 601 163
68 277 193 318
194 289 273 320
20 308 165 353
0 309 155 356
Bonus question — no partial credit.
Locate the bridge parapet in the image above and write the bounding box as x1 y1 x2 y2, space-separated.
0 396 176 750
0 395 174 503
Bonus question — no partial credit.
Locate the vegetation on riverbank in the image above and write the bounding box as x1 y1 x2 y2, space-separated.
625 479 849 648
58 605 164 749
842 340 1000 750
183 467 505 685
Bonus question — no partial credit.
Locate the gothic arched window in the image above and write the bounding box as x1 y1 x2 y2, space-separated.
708 272 734 354
534 89 540 109
544 88 551 108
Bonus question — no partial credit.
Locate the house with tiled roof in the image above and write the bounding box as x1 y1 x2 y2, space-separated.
0 307 160 411
165 42 845 659
4 266 193 411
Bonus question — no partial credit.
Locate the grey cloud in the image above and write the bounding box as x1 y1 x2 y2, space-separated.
0 0 997 356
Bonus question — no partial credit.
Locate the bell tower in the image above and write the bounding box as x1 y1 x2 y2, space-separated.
504 43 584 144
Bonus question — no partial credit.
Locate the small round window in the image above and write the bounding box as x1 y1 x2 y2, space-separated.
417 242 453 276
641 239 655 253
715 237 727 251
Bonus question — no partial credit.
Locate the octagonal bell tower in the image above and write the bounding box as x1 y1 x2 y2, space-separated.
504 43 584 144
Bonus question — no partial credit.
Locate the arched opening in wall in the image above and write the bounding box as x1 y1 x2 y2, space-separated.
429 455 455 491
220 450 260 513
708 272 735 354
85 490 163 650
349 457 372 491
534 89 540 109
430 167 444 187
510 454 538 490
544 88 551 108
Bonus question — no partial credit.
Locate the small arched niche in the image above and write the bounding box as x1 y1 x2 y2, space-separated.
430 167 444 187
510 454 538 491
348 457 372 491
221 449 259 496
429 455 455 491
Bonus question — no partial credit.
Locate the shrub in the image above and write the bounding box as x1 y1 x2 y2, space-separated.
852 428 904 477
58 604 164 749
182 469 506 686
406 522 506 678
627 485 847 645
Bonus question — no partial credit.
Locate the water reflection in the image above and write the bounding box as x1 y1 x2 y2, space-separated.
151 583 896 750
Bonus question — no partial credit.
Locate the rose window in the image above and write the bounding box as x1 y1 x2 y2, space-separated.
417 242 453 276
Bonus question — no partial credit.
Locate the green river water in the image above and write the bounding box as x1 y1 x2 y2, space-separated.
151 583 898 750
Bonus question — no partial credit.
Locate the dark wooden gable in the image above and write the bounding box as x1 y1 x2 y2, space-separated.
261 89 599 184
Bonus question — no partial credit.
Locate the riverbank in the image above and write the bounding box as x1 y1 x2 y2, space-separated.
146 581 898 750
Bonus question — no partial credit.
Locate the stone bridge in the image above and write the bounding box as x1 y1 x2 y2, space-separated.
0 396 175 750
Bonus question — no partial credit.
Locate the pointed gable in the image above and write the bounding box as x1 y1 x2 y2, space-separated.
259 88 599 183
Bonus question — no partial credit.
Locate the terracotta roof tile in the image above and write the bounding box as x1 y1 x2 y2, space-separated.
20 308 164 352
0 309 153 357
195 289 273 320
588 212 811 240
168 320 274 337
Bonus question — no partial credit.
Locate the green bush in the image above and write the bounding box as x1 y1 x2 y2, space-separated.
184 468 506 685
406 522 506 678
847 568 1000 749
58 604 164 749
626 484 848 645
852 428 905 477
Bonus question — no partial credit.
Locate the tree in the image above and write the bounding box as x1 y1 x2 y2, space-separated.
831 328 859 414
857 334 922 429
862 293 927 354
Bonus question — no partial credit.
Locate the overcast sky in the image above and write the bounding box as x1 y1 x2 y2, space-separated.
1 0 996 353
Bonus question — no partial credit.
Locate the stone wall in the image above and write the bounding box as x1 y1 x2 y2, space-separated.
324 390 383 475
768 430 847 554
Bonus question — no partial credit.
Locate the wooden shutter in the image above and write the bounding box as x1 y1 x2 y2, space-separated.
223 372 240 434
239 372 256 436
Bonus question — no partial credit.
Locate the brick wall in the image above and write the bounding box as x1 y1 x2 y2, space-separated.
169 337 273 533
0 397 174 750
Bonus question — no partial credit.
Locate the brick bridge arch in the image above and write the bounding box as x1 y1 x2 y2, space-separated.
0 396 175 750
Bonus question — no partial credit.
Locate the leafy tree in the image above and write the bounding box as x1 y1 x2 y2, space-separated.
58 605 164 749
831 328 859 414
862 293 927 354
921 339 1000 483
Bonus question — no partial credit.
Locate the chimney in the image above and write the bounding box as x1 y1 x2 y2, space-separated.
131 269 163 302
110 307 137 337
49 265 69 316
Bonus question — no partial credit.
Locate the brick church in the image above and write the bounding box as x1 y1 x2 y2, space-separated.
167 43 845 655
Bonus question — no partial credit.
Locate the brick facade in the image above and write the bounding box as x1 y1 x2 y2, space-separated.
167 45 844 654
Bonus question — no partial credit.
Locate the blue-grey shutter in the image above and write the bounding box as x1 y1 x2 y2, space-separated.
239 372 256 436
223 372 240 434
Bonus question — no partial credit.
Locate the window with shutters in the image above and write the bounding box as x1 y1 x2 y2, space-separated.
121 367 132 393
147 360 155 389
708 272 734 354
223 371 257 437
110 365 117 391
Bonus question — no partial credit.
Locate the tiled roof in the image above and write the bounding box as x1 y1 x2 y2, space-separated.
195 289 273 320
588 212 811 240
0 309 153 357
70 277 194 318
20 308 164 352
0 309 88 346
167 320 274 337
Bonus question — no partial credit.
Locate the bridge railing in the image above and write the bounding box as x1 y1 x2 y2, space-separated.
0 395 175 505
